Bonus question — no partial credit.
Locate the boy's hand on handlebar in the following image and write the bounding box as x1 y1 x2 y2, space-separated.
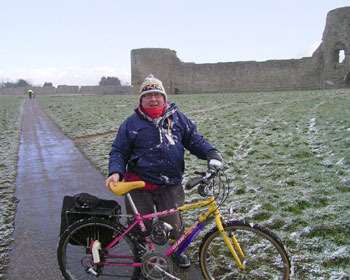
105 173 120 190
208 159 224 171
207 150 224 171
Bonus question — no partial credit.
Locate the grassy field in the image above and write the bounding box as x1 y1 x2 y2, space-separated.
37 90 350 279
1 90 349 279
0 96 24 276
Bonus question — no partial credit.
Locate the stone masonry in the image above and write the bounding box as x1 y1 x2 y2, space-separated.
131 7 350 95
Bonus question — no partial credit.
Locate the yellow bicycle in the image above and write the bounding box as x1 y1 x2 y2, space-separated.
58 168 291 279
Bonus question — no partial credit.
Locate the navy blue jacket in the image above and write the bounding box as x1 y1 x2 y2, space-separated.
108 103 217 186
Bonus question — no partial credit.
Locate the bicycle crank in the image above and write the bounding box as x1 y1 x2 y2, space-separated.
141 252 179 280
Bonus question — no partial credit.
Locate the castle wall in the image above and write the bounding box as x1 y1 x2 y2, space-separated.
173 58 321 93
131 7 350 95
57 85 80 94
131 48 322 94
80 85 131 95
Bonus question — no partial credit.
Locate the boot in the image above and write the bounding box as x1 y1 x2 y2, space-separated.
171 252 190 268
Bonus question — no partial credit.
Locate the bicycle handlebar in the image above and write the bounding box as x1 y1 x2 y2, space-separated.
185 169 218 190
185 177 204 190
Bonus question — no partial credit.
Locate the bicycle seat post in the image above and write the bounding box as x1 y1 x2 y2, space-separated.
126 193 140 215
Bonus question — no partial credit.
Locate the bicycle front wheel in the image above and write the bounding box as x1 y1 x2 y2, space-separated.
199 220 290 280
57 218 141 280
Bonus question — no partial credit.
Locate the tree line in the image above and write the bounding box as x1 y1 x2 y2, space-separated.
0 79 32 88
0 76 122 88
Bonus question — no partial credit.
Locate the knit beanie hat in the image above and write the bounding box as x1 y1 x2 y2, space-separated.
139 74 167 103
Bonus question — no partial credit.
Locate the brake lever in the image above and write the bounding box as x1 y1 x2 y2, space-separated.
205 169 218 179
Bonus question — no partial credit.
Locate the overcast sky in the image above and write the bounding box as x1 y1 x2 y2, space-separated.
1 0 349 86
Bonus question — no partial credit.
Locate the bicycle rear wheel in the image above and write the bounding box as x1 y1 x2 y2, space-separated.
57 217 141 280
199 220 290 280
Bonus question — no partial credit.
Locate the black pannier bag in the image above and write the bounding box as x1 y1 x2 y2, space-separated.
60 193 121 245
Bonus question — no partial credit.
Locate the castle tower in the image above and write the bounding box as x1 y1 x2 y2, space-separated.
130 48 180 94
314 7 350 88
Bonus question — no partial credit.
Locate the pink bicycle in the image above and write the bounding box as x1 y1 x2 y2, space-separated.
57 168 291 279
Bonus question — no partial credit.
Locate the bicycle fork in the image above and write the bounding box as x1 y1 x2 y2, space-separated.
215 212 246 269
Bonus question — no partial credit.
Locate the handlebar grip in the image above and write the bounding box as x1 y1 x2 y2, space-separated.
185 177 203 190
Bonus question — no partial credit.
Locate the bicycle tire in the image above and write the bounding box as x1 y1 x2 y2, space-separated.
57 217 141 280
199 220 290 280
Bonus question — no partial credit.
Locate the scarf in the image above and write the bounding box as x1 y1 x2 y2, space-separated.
140 104 166 118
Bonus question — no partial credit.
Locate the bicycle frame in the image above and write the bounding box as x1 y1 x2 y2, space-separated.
59 175 290 280
99 193 246 269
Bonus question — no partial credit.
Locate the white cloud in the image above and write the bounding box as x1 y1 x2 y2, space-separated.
0 66 131 87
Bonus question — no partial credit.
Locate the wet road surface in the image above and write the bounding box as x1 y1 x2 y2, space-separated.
5 100 203 279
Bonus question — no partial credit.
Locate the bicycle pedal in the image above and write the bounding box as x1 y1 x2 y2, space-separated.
91 240 101 263
87 267 98 276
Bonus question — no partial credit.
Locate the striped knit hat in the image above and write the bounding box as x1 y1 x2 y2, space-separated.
139 74 167 103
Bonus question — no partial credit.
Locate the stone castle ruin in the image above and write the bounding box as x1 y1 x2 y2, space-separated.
131 7 350 95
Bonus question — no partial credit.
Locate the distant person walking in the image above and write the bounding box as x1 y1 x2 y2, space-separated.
28 89 34 99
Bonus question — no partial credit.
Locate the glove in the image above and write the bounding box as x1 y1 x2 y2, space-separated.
207 150 224 170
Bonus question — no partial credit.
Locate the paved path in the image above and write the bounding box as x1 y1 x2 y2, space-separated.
5 100 202 279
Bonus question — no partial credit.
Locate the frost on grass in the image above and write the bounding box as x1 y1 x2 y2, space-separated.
36 90 350 278
0 96 23 276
